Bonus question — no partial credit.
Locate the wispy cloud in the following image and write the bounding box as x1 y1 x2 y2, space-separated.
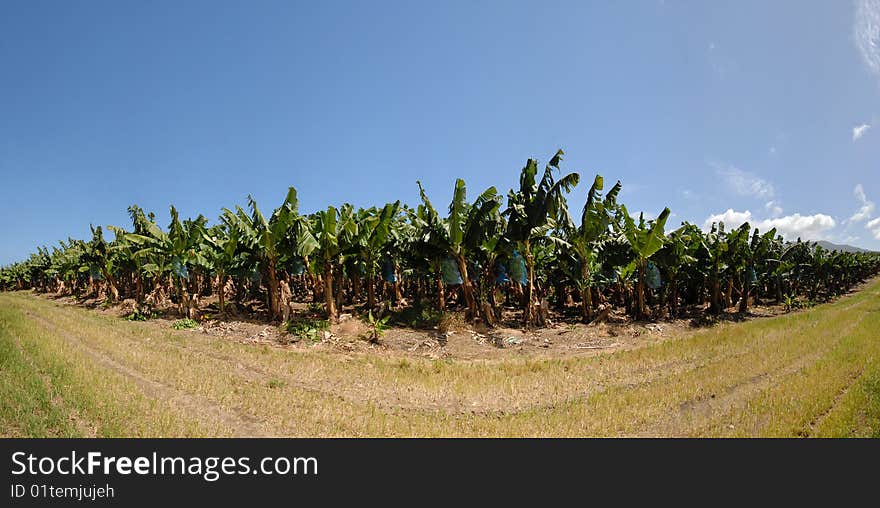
867 217 880 240
849 183 875 222
855 0 880 78
853 123 871 141
765 200 783 217
712 163 775 199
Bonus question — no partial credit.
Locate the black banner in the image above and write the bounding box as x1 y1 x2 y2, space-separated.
2 439 876 505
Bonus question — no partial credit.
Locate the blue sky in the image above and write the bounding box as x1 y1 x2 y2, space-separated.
2 0 880 265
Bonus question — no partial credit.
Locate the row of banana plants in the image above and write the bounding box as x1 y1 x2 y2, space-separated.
2 150 879 327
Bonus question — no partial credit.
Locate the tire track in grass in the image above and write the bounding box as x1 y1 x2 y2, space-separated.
24 310 271 437
680 305 873 437
649 347 836 437
13 292 870 420
807 368 865 437
9 332 97 437
28 298 829 417
9 289 876 437
624 301 871 437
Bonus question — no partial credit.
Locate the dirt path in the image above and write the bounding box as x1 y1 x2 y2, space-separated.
3 279 878 437
8 331 97 437
807 368 866 437
23 298 831 417
634 298 873 437
24 310 271 437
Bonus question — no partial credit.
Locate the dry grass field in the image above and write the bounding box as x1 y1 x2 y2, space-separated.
2 279 879 438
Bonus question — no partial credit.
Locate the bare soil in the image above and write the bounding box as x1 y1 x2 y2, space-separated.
50 292 792 362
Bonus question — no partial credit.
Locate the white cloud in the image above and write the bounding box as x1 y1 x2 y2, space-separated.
703 209 837 241
756 214 837 241
703 209 754 230
713 163 775 199
855 0 880 78
853 123 871 141
765 200 783 217
867 217 880 239
849 183 875 222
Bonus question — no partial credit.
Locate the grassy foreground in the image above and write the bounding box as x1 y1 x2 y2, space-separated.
2 281 879 437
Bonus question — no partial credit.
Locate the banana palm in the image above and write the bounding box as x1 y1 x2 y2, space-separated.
354 201 401 309
222 188 314 321
415 179 501 322
617 205 671 319
311 204 357 321
564 175 621 321
505 149 579 326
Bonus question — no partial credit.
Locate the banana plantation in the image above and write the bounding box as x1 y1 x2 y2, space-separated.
2 150 879 328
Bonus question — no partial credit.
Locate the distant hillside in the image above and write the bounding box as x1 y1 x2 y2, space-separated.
815 240 872 253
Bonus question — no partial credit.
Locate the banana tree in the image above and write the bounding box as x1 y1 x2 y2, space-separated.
406 203 449 311
504 149 579 326
416 179 501 322
564 175 621 321
82 225 120 301
222 188 312 321
311 204 357 322
728 225 777 313
617 205 671 320
203 224 239 315
354 201 401 309
653 223 699 317
700 222 733 314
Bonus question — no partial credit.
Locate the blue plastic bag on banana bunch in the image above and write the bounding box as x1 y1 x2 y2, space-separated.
494 261 510 284
290 258 305 276
441 257 463 285
171 257 189 280
381 260 397 283
645 262 662 290
508 250 528 286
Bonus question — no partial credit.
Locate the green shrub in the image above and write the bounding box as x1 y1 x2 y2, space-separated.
391 304 445 329
171 318 198 330
284 317 329 343
364 310 391 342
125 309 156 321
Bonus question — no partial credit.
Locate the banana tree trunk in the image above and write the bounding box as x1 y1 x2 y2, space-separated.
335 264 345 314
523 240 536 327
393 265 403 306
323 261 338 322
454 254 477 322
636 261 647 320
580 260 593 322
710 272 721 315
218 273 227 314
480 262 499 326
367 272 376 309
267 258 281 321
724 278 733 309
739 271 749 314
435 268 445 312
135 274 144 306
668 275 679 318
101 267 119 302
352 273 361 304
